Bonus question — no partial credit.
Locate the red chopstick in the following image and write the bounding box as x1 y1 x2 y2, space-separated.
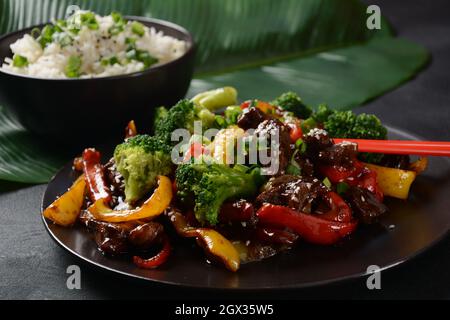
333 139 450 157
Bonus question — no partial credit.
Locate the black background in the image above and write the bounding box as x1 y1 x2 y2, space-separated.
0 0 449 299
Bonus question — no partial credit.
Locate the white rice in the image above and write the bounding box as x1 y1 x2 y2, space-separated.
0 11 187 79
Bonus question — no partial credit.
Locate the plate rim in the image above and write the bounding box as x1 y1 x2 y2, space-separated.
41 211 450 290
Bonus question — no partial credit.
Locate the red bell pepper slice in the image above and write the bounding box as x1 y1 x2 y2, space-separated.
358 168 384 202
183 142 208 161
82 148 112 203
255 100 275 114
125 120 137 139
287 120 303 143
256 204 357 245
319 191 352 222
319 160 364 185
240 100 253 110
320 160 384 201
133 235 171 269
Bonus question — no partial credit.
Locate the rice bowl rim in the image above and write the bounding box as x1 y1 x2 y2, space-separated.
0 16 195 81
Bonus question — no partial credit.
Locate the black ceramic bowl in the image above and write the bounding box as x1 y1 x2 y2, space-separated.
0 17 195 144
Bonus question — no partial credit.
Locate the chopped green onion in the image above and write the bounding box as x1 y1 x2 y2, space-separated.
295 138 307 153
125 37 136 45
109 56 119 65
56 19 67 29
54 24 63 33
126 49 137 60
68 26 80 35
12 55 28 67
111 12 122 23
37 25 55 48
214 115 226 128
60 35 72 47
65 55 82 78
300 142 307 153
111 11 126 24
323 177 332 188
137 51 157 68
336 182 349 195
286 163 301 175
248 99 258 108
109 25 124 36
131 21 145 36
109 12 126 36
101 56 120 66
80 12 99 30
224 105 242 125
53 33 72 47
126 48 158 68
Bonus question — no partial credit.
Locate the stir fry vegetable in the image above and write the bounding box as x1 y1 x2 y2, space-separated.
125 120 137 139
153 99 216 146
42 86 428 271
88 175 173 222
191 86 238 111
43 175 86 226
114 135 172 203
133 235 171 269
364 163 416 200
271 91 312 119
409 157 428 174
175 163 261 225
257 204 358 245
82 148 112 203
168 209 240 272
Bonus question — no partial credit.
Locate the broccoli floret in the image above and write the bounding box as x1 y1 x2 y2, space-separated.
312 104 335 123
154 99 215 145
175 163 261 225
323 111 356 138
271 91 312 119
114 134 173 203
324 111 387 140
352 113 387 140
152 106 168 132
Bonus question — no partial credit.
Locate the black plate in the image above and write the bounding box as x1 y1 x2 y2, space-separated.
41 127 450 289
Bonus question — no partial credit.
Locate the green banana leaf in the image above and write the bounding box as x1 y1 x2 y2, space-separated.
0 0 429 184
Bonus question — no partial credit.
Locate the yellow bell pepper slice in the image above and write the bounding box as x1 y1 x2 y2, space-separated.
364 163 416 200
88 175 172 223
43 175 86 227
168 210 240 272
409 157 428 174
195 229 240 272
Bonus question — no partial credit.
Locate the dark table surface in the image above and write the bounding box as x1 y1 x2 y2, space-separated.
1 0 449 300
